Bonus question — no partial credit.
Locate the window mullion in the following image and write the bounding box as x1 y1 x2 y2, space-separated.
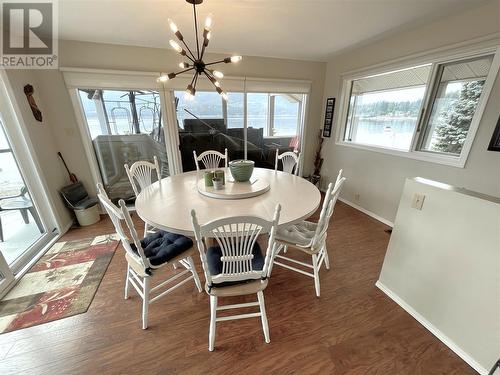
412 63 442 152
222 97 228 125
268 94 274 137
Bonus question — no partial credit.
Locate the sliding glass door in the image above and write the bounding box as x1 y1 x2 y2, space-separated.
0 254 14 296
0 121 45 265
77 89 170 201
0 74 57 296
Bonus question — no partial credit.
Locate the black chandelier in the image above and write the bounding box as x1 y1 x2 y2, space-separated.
158 0 242 101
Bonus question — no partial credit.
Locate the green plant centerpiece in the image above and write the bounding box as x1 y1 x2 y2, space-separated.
229 160 254 182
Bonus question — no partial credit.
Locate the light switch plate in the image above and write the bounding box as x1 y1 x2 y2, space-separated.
411 193 425 210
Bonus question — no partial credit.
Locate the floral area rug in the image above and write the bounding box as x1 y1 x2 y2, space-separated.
0 234 119 334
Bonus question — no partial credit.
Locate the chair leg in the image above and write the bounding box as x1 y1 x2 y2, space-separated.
20 209 29 224
143 222 149 238
312 253 321 297
267 243 280 277
28 207 44 233
142 277 150 329
283 244 288 254
323 245 330 270
124 265 130 300
209 295 217 351
187 256 202 292
257 291 270 343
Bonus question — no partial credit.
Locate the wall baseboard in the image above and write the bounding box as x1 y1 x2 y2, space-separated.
375 280 487 375
338 197 394 227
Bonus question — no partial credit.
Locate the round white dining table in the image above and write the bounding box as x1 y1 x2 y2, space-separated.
135 168 321 236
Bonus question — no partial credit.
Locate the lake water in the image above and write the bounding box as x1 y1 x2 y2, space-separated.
351 117 417 150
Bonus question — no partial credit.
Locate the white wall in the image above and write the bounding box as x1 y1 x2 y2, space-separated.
3 70 73 229
321 0 500 223
377 177 500 373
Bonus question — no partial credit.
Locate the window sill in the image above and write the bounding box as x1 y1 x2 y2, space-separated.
335 140 466 168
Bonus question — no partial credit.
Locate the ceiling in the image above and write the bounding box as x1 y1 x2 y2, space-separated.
58 0 485 62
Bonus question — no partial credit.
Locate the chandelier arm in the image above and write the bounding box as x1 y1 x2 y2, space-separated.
205 69 218 82
200 43 206 61
204 71 219 89
193 71 200 90
193 3 200 59
180 39 197 61
182 52 196 63
200 33 209 60
172 67 195 76
190 72 198 86
204 59 226 66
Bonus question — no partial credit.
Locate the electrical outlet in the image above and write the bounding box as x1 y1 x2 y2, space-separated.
411 193 425 210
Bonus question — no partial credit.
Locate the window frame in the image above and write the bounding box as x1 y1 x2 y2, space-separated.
335 44 500 168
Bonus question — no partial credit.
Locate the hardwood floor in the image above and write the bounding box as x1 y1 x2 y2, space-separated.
0 202 474 374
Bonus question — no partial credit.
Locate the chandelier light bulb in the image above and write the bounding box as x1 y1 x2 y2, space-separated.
169 40 182 53
157 75 169 82
179 62 189 68
221 92 229 101
186 84 196 97
214 80 220 87
230 55 242 63
205 13 213 29
212 70 224 79
168 19 178 33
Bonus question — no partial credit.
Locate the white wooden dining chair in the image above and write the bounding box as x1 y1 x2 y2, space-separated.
97 183 202 329
270 170 346 297
191 205 281 351
193 149 228 170
275 149 301 175
124 156 161 236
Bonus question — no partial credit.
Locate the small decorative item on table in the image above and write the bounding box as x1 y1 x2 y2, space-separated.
214 169 225 184
204 171 215 187
204 170 225 187
229 160 254 182
212 177 224 190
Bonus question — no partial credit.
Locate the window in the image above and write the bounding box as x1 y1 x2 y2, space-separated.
173 90 307 171
247 93 269 132
175 91 223 130
78 89 169 201
339 49 498 166
343 65 430 151
272 94 302 137
419 55 493 155
226 92 244 129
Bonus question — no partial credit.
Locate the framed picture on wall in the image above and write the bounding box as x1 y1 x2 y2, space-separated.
323 97 335 138
487 115 500 152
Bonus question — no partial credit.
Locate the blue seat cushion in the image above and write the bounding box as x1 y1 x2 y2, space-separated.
131 230 193 267
206 242 265 287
